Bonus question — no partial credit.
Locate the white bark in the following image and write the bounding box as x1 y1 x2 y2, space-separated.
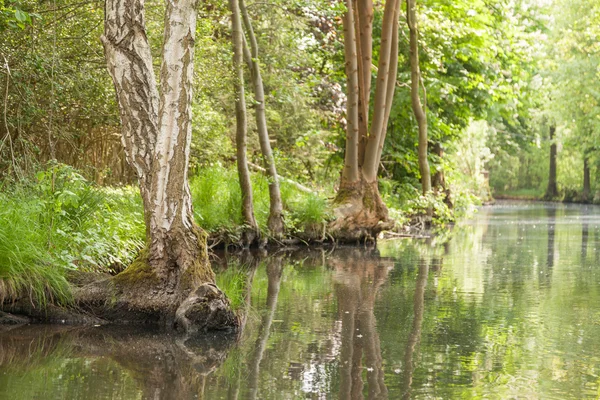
101 0 159 233
103 0 205 276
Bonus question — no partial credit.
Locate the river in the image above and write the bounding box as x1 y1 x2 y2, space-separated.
2 201 600 399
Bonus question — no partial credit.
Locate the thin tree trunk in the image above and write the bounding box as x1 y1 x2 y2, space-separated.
354 0 373 166
431 142 444 189
407 0 430 194
239 0 284 236
93 0 235 331
230 0 258 245
363 0 400 182
431 142 452 208
583 155 591 202
545 125 558 199
342 0 360 183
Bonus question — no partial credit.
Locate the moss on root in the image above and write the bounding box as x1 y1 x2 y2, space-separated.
112 248 158 287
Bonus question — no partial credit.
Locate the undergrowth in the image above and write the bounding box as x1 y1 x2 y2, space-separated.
0 163 145 307
191 164 332 238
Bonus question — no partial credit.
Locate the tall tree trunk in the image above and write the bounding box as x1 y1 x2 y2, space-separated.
363 0 400 181
545 125 558 199
583 155 591 202
91 0 235 331
230 0 258 246
354 0 373 166
239 0 284 236
332 0 400 241
341 0 361 184
407 0 430 195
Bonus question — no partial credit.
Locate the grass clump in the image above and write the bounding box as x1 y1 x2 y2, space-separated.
190 164 332 238
0 163 145 307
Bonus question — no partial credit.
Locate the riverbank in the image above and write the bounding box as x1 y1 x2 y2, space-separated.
0 164 470 323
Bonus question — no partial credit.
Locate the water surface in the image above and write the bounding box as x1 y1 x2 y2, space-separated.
2 201 600 399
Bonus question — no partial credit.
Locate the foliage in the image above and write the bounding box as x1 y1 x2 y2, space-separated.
190 164 332 237
0 163 145 306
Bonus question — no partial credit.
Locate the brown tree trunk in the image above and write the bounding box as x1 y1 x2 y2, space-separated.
431 142 453 208
78 0 238 331
230 0 258 246
354 0 373 166
332 0 400 242
239 0 284 236
583 155 591 202
545 125 558 199
407 0 430 195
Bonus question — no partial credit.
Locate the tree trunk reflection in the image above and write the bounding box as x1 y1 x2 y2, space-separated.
333 249 391 400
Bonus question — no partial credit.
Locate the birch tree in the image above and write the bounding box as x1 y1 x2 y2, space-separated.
330 0 400 240
94 0 235 330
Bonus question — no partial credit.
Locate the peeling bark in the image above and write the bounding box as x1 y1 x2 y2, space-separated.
99 0 235 330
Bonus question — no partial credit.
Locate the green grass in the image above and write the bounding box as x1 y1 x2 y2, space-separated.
0 164 145 307
492 188 543 199
0 163 333 308
190 164 332 236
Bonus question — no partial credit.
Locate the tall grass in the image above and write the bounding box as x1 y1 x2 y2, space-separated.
0 164 145 307
0 163 333 308
0 191 72 306
190 164 332 236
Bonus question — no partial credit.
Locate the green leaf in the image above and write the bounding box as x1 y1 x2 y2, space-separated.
15 9 27 23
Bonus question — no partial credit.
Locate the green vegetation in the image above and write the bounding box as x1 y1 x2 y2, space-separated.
191 164 332 237
0 164 145 305
0 163 334 305
0 0 598 310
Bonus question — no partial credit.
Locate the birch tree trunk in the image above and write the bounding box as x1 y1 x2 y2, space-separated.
88 0 236 331
331 0 400 242
239 0 284 236
407 0 431 195
230 0 258 246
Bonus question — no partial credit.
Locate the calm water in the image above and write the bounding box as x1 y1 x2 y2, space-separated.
3 202 600 399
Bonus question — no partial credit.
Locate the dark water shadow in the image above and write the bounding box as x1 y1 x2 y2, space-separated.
0 324 237 399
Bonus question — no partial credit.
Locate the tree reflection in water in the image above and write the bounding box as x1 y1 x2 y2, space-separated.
401 257 428 399
0 324 236 399
332 249 391 400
